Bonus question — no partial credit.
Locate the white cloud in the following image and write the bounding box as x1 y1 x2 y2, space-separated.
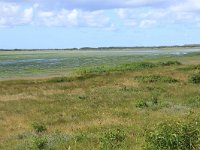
168 0 200 24
0 2 19 15
0 0 199 12
139 19 157 27
36 9 110 27
0 2 111 28
0 2 35 26
116 0 200 28
170 0 200 13
0 0 178 10
0 2 20 26
116 8 165 27
22 8 33 23
1 0 200 28
38 11 54 18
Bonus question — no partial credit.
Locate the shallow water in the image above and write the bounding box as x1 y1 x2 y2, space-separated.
0 58 64 65
0 48 199 78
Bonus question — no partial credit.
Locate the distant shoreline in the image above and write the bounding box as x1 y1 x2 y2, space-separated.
1 44 200 51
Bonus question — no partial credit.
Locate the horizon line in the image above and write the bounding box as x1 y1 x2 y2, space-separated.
1 44 200 51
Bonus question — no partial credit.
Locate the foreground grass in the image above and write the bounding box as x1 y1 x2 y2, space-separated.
0 56 200 149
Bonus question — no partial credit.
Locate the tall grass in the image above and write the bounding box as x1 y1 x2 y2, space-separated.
145 119 200 150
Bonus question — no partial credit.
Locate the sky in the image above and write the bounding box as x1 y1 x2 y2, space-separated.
0 0 200 49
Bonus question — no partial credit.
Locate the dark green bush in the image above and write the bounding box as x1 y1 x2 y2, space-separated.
136 96 159 109
118 62 155 71
120 86 133 92
145 120 200 150
78 95 87 100
189 73 200 84
79 66 110 75
136 101 149 108
48 76 75 83
134 62 156 69
31 122 47 134
99 129 126 149
78 62 156 76
159 61 181 66
151 96 158 105
135 75 179 83
32 136 48 150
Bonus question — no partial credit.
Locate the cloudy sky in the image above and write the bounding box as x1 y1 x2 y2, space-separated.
0 0 200 49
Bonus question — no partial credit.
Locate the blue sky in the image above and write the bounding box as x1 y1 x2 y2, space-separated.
0 0 200 49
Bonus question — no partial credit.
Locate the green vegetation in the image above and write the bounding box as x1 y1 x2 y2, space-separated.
158 60 181 66
135 96 159 109
178 64 200 71
31 122 47 134
78 62 156 75
99 129 126 149
134 75 179 83
145 118 200 150
0 50 200 149
187 95 200 107
189 73 200 84
0 49 199 78
17 129 71 150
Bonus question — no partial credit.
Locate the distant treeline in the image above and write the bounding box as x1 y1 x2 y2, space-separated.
1 44 200 51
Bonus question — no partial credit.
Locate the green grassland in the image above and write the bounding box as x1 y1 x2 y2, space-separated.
0 50 200 149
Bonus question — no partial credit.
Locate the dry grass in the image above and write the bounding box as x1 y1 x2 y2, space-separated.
0 56 199 149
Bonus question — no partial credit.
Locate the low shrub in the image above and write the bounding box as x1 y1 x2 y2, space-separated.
31 122 47 134
118 62 155 71
189 73 200 84
135 75 179 83
145 119 200 150
31 136 48 150
120 86 133 92
136 100 149 108
136 96 159 109
47 76 75 83
78 62 156 76
78 95 87 100
158 61 181 66
99 129 126 149
78 66 110 75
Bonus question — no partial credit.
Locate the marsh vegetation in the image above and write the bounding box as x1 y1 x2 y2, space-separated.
0 50 200 149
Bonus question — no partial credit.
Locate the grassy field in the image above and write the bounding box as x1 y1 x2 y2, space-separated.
0 50 200 149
